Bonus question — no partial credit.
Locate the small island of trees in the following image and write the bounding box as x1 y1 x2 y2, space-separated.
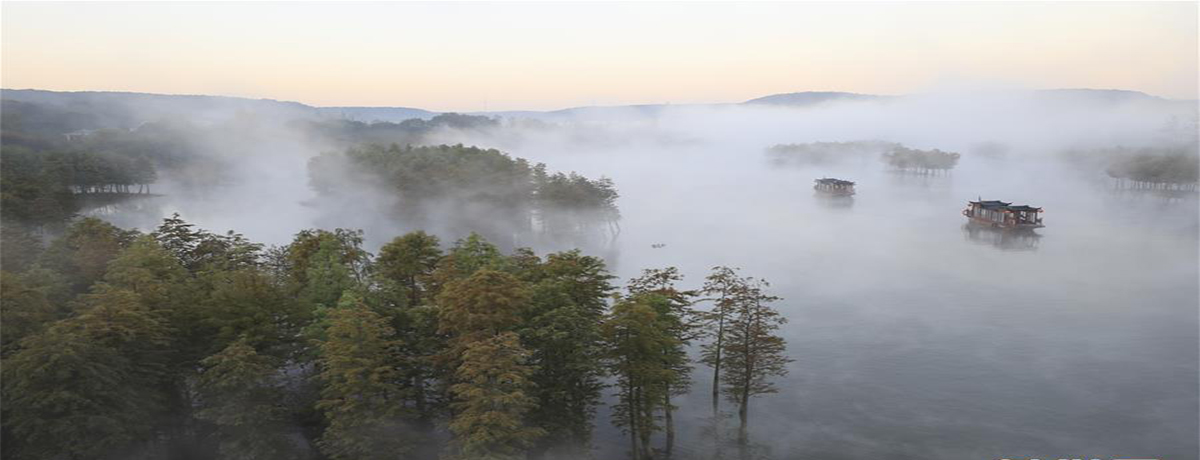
1104 146 1199 192
309 143 621 246
881 145 961 174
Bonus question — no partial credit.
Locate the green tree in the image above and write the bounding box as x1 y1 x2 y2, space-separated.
300 236 361 310
518 250 614 456
316 294 410 459
39 217 137 292
602 294 680 460
376 231 442 307
627 267 697 456
1 286 170 459
195 337 296 460
201 268 307 359
432 233 507 286
0 270 58 357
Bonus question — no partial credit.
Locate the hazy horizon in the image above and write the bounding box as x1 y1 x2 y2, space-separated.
3 2 1196 111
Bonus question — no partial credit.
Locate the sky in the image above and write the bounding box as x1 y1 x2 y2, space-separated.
2 1 1197 112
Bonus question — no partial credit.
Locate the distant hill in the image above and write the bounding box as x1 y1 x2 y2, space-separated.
316 106 438 122
743 91 885 106
2 88 1192 133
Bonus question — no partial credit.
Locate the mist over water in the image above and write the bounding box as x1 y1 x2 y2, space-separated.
87 93 1199 459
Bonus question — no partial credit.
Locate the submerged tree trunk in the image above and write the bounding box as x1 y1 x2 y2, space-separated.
628 385 641 460
664 390 674 457
712 315 725 416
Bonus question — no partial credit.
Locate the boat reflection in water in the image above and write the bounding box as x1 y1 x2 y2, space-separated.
961 223 1041 251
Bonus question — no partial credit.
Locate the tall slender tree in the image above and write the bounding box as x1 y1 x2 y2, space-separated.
626 267 697 456
721 279 792 447
447 331 544 460
699 266 749 416
518 250 614 456
315 294 410 460
603 294 682 460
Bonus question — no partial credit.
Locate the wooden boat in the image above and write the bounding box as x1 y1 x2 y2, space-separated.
814 178 856 196
962 200 1043 229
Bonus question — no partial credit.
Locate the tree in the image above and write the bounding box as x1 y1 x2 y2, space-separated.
195 337 296 460
1 287 170 459
602 294 680 460
432 233 507 287
201 268 307 359
437 269 528 344
447 332 544 460
699 266 749 416
38 217 137 292
315 294 411 459
376 231 442 307
517 250 614 456
283 228 370 290
721 278 792 447
0 270 58 357
626 267 698 456
300 236 361 310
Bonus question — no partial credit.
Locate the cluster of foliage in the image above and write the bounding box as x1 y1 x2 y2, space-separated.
0 216 792 460
1104 145 1199 190
766 141 899 166
0 113 168 234
881 146 962 174
309 143 620 245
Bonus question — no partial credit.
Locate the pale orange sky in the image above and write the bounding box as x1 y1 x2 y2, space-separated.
2 2 1197 111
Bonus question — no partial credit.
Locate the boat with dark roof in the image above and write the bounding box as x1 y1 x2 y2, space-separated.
962 200 1044 229
814 178 856 196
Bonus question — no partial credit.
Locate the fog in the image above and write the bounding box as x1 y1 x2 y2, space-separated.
84 88 1199 459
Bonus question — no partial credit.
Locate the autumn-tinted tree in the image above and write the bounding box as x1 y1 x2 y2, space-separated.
722 278 792 447
315 294 410 459
699 266 749 415
448 331 544 460
437 268 528 344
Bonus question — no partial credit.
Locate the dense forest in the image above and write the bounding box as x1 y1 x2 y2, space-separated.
0 215 789 460
309 144 620 247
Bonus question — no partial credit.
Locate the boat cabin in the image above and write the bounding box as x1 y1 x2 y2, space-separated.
963 200 1044 229
814 178 856 196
